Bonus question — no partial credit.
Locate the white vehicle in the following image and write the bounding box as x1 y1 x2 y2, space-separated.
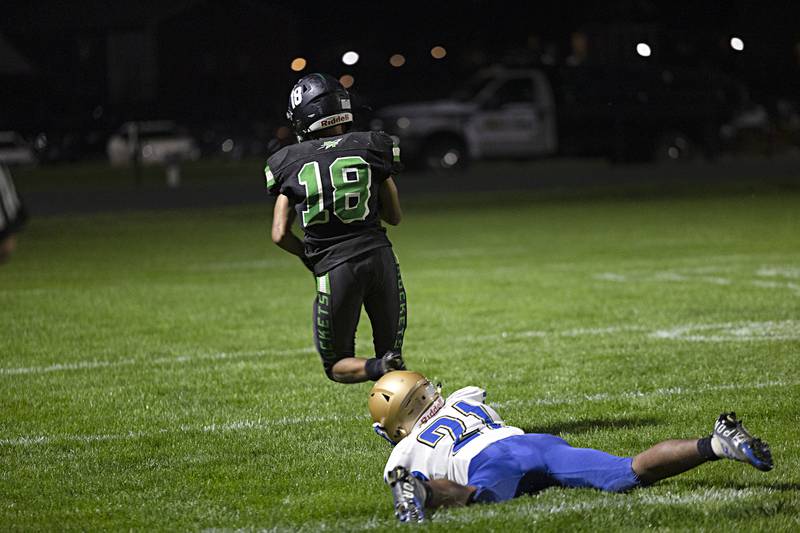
375 65 743 168
0 131 36 166
373 67 558 170
107 121 200 166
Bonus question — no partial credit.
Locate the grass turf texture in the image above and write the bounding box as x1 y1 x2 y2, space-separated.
1 182 799 530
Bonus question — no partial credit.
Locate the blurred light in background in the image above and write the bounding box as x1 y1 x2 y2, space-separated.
339 74 354 88
342 51 359 65
431 46 447 59
389 54 406 67
636 42 652 57
730 37 744 51
290 57 307 71
396 117 410 129
221 138 234 153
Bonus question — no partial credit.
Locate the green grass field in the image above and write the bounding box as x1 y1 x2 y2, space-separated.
1 179 799 530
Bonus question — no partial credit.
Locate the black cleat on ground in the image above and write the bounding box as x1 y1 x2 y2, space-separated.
387 466 428 523
712 412 774 472
382 350 406 371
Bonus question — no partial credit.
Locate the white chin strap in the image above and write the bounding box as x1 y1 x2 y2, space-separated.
307 112 353 133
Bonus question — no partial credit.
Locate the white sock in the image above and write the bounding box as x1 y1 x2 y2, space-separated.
710 434 727 458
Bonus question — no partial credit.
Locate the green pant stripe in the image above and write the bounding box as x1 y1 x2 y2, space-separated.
316 273 330 294
393 255 407 351
315 275 335 368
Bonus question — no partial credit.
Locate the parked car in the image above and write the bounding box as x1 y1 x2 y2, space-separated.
0 131 36 166
107 121 200 166
193 120 274 160
373 65 745 169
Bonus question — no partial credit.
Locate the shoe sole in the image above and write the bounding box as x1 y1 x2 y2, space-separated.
741 438 774 472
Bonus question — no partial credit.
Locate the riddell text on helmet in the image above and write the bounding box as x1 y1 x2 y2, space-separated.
320 114 349 128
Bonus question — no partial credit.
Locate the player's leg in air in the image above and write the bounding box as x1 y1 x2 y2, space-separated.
389 412 773 519
315 249 406 383
363 248 407 366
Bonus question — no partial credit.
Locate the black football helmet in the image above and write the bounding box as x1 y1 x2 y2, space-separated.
287 73 353 141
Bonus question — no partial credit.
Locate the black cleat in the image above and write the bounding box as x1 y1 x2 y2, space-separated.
387 466 428 523
712 412 774 472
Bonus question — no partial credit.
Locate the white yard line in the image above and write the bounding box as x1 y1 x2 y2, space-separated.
434 487 777 525
246 487 777 532
650 320 800 342
0 347 315 376
594 267 800 294
757 266 800 279
2 379 795 448
0 358 140 375
0 413 371 447
559 325 649 337
594 272 628 282
492 379 798 409
2 318 796 377
459 324 648 343
751 279 800 293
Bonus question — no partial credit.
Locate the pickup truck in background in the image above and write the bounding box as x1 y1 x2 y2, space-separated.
372 65 746 170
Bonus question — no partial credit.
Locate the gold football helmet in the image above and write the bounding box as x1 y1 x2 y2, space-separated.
369 371 442 444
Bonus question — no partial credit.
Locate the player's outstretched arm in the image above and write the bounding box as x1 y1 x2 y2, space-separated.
271 194 312 270
427 479 476 509
379 178 402 225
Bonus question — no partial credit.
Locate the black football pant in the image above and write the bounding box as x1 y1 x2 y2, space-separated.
313 246 407 380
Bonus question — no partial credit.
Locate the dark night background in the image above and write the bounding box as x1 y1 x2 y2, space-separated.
2 0 800 155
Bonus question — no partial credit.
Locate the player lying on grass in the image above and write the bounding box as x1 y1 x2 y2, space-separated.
266 73 407 383
369 371 774 523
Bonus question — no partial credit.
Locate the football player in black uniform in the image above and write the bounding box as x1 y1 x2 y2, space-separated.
266 73 407 383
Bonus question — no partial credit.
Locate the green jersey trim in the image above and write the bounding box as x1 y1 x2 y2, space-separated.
264 164 275 189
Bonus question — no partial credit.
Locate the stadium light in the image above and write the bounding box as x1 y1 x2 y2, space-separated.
431 46 447 59
389 54 406 67
730 37 744 51
342 51 360 66
290 57 307 72
636 42 652 57
339 74 354 88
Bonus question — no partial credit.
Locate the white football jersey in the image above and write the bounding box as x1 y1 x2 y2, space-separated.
383 386 523 486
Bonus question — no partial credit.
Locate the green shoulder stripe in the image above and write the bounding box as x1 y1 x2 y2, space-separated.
264 164 276 189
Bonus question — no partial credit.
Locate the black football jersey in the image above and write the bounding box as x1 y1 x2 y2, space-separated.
265 131 401 275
